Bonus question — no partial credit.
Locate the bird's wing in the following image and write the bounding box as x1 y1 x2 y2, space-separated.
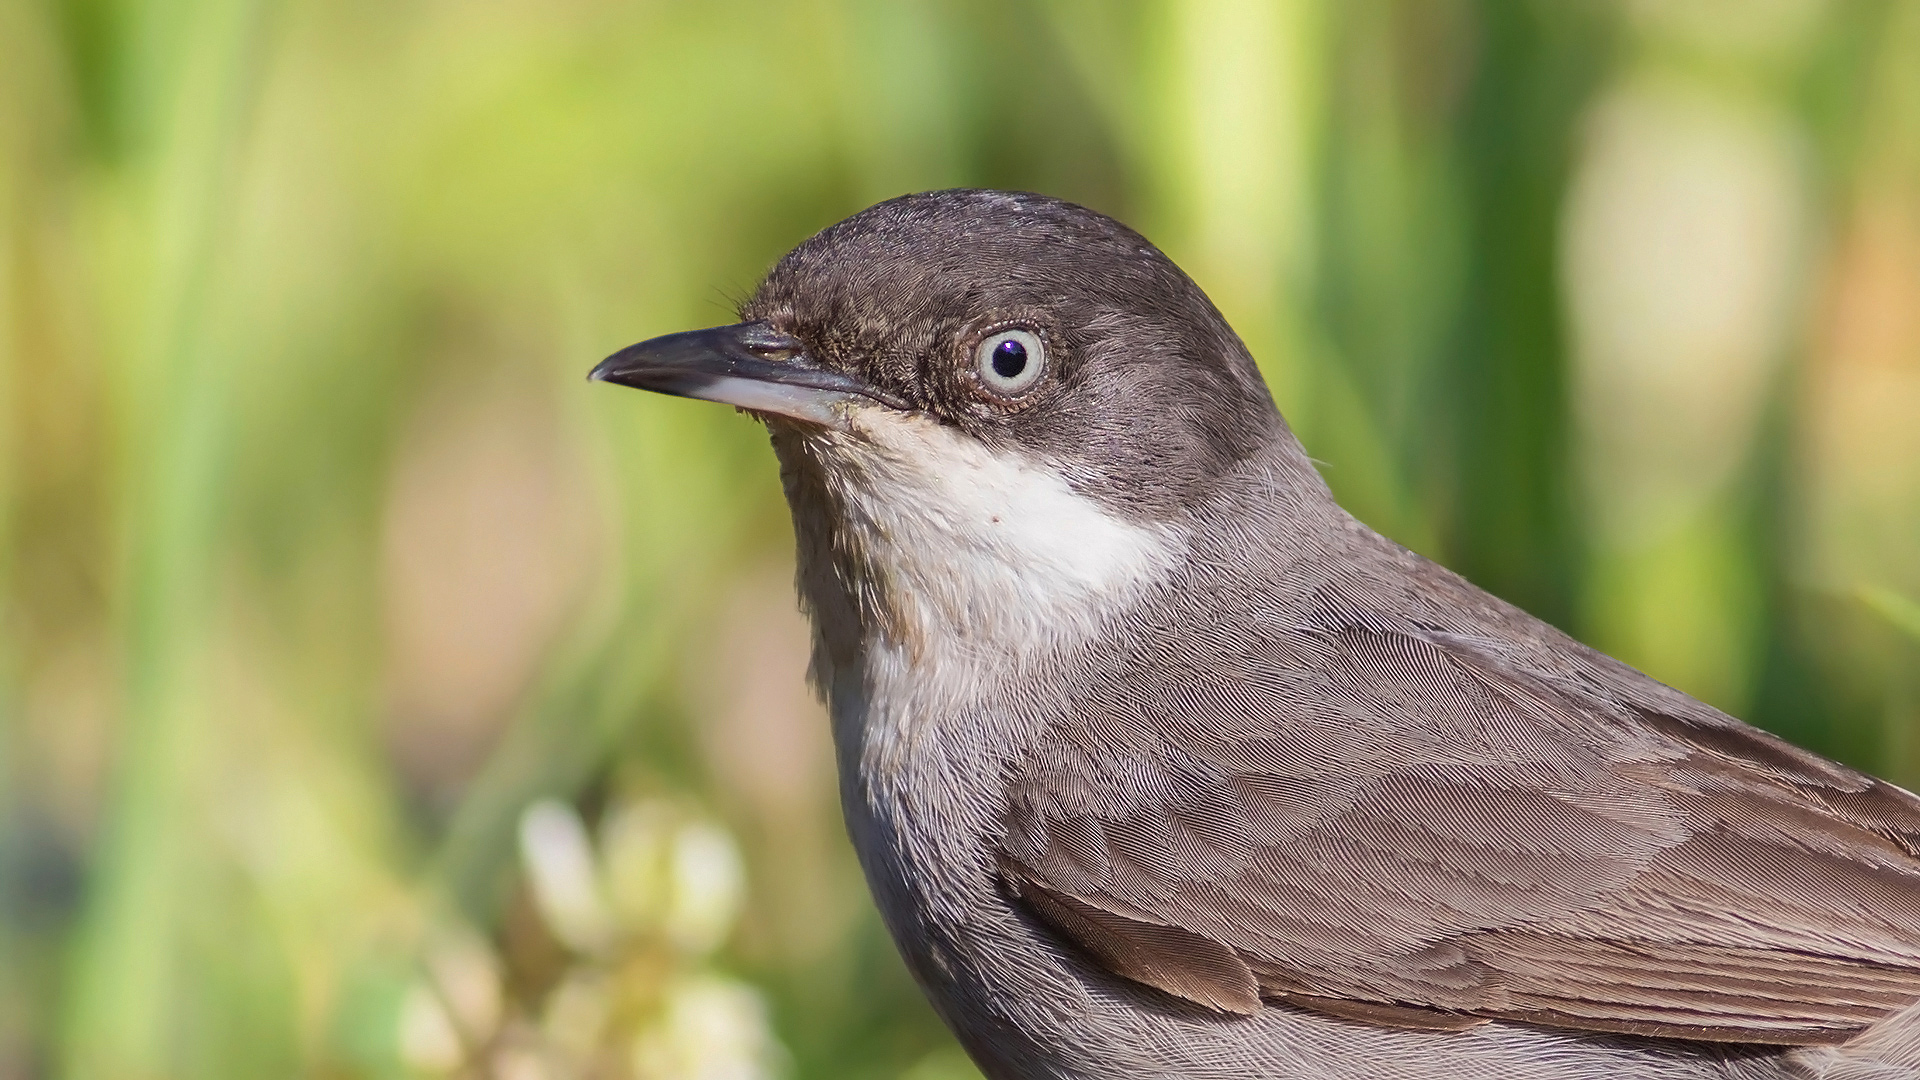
999 592 1920 1045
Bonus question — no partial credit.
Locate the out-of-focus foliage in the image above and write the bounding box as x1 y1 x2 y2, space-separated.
2 1 1917 1078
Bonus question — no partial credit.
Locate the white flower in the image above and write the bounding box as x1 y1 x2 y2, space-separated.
631 976 784 1080
519 798 616 953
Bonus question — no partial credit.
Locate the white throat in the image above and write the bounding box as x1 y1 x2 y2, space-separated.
777 407 1186 773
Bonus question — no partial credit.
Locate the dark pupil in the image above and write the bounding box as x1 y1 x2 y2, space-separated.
991 339 1028 380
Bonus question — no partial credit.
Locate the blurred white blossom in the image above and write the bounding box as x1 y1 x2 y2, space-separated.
428 927 506 1041
399 926 506 1074
632 976 784 1080
663 819 746 954
398 984 464 1073
541 970 611 1059
600 800 673 931
394 795 783 1080
521 798 618 953
600 799 746 954
491 1038 562 1080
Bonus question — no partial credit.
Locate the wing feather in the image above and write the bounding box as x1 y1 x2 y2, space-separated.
1000 594 1920 1043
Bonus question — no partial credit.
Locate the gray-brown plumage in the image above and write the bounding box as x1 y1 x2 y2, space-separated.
592 190 1920 1078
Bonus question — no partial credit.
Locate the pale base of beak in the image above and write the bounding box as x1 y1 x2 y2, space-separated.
700 377 860 430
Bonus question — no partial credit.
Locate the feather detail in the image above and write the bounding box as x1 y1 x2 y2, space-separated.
1000 581 1920 1044
1010 874 1262 1015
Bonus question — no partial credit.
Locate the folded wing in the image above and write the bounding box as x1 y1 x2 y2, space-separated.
1000 598 1920 1044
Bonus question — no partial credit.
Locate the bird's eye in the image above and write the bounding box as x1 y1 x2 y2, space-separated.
972 328 1046 397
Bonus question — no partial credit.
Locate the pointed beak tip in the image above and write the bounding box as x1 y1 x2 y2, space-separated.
587 350 633 383
589 350 651 388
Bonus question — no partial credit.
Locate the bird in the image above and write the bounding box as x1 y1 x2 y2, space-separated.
590 189 1920 1079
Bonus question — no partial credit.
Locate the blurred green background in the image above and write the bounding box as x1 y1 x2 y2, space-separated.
3 0 1918 1077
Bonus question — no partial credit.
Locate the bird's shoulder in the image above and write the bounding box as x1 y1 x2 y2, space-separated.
998 530 1920 1044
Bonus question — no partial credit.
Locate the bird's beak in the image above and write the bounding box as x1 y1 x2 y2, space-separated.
589 321 904 428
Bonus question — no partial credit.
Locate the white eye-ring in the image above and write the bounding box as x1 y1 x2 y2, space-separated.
973 328 1047 397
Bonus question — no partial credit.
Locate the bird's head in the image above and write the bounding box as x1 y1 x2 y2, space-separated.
593 190 1316 661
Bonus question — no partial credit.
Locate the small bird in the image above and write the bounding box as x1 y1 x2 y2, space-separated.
591 190 1920 1079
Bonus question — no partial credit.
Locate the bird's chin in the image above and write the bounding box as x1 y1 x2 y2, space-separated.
761 400 918 445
